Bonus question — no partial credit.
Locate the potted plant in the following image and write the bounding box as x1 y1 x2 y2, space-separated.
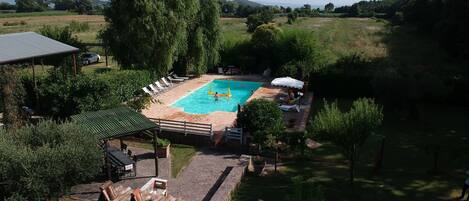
248 155 266 176
156 138 171 158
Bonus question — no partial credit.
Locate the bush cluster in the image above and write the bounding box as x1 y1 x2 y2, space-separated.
2 20 27 26
220 25 327 79
0 121 102 200
22 69 152 119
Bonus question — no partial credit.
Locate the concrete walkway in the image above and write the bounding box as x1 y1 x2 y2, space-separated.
168 148 248 201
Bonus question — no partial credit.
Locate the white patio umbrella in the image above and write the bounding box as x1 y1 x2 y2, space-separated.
271 77 304 89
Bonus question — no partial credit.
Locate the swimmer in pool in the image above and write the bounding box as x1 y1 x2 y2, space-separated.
214 92 219 101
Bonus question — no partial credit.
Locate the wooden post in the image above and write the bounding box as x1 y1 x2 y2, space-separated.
119 138 124 151
72 53 77 76
104 46 109 67
153 130 159 177
104 140 111 180
31 58 39 112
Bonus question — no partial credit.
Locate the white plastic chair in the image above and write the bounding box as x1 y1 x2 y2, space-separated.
279 104 300 112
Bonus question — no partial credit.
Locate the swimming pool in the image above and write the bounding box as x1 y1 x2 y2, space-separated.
171 80 262 114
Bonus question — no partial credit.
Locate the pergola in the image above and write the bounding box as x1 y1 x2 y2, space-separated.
0 32 81 111
72 107 160 179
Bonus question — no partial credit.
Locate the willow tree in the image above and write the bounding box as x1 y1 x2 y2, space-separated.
101 0 188 77
175 0 221 76
102 0 220 77
0 65 25 131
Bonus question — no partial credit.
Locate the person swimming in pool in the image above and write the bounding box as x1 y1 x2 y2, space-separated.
214 92 219 101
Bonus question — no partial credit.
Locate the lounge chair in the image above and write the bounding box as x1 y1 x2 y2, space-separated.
154 81 168 91
100 181 132 201
161 77 173 87
148 84 160 95
171 73 189 80
279 104 300 112
142 87 156 96
167 76 184 83
218 67 224 74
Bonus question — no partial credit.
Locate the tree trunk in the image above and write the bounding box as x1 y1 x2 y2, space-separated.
350 153 355 185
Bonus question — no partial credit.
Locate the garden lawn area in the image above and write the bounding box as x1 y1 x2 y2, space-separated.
115 139 197 178
170 144 198 178
232 99 469 201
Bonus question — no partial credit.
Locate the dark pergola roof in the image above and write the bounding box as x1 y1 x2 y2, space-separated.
71 107 158 140
0 32 80 64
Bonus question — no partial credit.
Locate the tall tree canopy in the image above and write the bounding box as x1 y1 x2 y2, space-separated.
101 0 220 77
15 0 48 12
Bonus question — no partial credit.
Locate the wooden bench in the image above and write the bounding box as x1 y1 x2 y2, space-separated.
100 181 132 201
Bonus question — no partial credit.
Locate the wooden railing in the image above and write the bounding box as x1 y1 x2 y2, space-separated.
150 118 213 137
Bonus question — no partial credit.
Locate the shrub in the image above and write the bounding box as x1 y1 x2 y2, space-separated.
0 120 102 200
2 21 27 26
68 20 90 33
97 70 152 103
237 99 284 149
246 9 275 32
157 138 171 147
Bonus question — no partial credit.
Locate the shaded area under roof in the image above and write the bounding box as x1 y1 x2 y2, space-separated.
0 32 80 64
71 107 158 140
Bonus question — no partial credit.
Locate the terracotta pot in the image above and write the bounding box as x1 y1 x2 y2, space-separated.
156 144 170 158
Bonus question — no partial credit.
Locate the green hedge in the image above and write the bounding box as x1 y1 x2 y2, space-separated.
21 69 152 119
0 121 101 200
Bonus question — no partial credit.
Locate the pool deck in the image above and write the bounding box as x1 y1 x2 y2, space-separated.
141 74 312 133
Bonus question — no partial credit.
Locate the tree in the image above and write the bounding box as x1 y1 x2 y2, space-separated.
15 0 48 12
0 2 16 10
74 0 92 14
39 25 84 68
0 65 25 131
0 120 102 200
324 2 334 12
309 98 383 184
237 99 284 152
245 9 274 32
176 0 221 76
102 0 220 77
53 0 74 10
251 23 283 73
287 11 298 24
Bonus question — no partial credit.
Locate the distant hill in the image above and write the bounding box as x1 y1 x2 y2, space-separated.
232 0 263 7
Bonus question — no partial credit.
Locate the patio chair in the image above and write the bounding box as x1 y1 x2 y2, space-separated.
154 81 168 91
217 67 224 74
100 181 132 201
148 84 160 95
171 73 189 80
167 76 184 83
279 104 300 112
161 77 173 87
142 87 156 96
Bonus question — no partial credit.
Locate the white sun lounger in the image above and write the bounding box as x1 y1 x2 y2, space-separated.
161 77 173 87
142 87 156 96
171 73 189 80
167 76 184 83
155 81 168 91
149 84 160 94
279 104 300 112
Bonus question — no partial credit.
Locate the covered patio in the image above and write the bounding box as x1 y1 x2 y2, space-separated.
71 107 161 179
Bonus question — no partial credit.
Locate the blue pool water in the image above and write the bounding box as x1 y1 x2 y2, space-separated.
172 80 262 114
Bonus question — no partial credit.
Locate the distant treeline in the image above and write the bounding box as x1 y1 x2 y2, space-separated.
0 0 103 14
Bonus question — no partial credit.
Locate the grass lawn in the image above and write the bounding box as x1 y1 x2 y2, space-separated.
116 139 197 178
233 99 469 201
170 144 197 178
